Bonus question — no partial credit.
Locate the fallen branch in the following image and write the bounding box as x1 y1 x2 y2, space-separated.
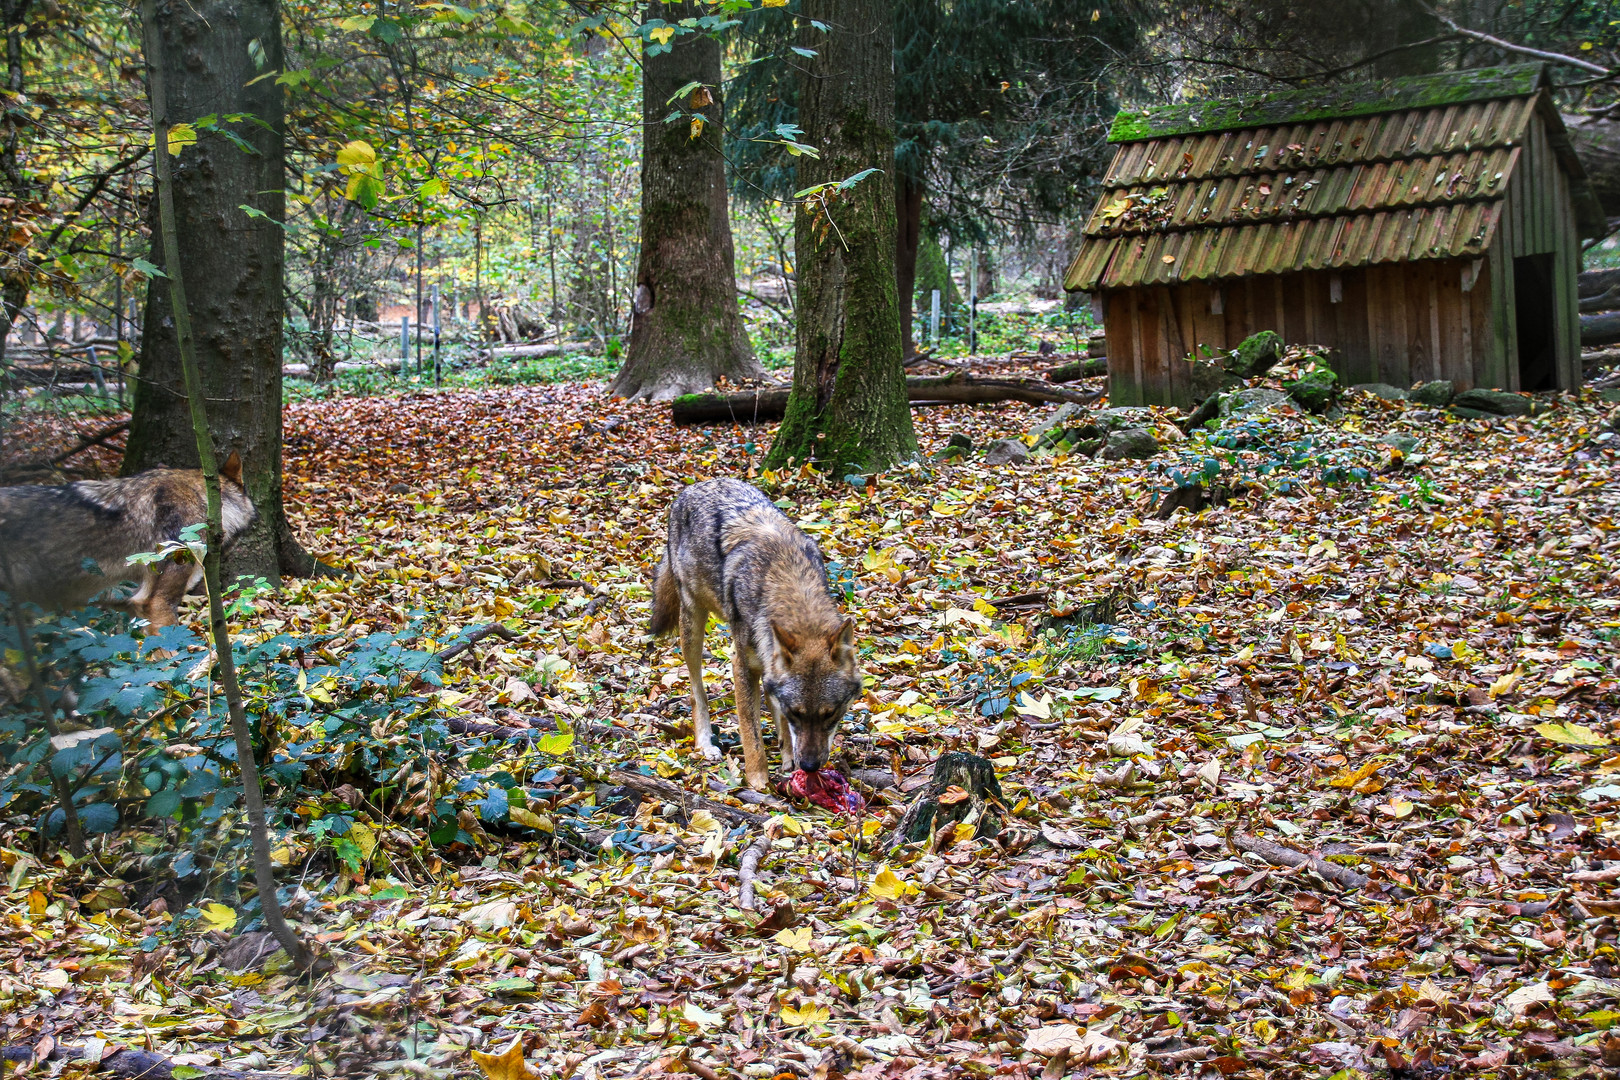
609 768 768 828
49 421 130 466
1232 833 1411 897
1042 357 1108 383
987 590 1048 609
739 834 771 910
445 715 616 741
0 1042 288 1079
671 374 1102 425
435 623 518 664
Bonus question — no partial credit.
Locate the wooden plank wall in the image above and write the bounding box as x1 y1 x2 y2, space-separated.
1495 105 1582 389
1103 258 1493 408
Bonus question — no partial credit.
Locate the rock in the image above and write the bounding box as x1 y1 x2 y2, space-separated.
1380 434 1420 455
1092 407 1155 431
1450 388 1537 417
388 483 410 494
1409 380 1454 407
933 432 974 460
1183 393 1222 431
1220 387 1295 417
1099 427 1161 460
1350 382 1408 401
1028 403 1086 442
1225 330 1282 377
1188 359 1233 402
983 439 1031 465
1284 369 1338 414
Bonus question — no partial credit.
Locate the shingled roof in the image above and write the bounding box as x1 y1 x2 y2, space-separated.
1065 64 1607 293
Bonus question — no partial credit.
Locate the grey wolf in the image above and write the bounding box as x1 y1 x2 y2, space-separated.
651 478 860 791
0 453 256 628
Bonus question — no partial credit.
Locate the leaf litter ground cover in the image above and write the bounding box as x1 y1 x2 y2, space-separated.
5 375 1620 1079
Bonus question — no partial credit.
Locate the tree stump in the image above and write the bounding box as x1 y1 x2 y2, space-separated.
894 752 1004 847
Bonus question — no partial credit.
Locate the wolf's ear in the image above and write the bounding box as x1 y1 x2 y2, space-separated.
221 451 243 486
827 617 854 652
772 622 800 658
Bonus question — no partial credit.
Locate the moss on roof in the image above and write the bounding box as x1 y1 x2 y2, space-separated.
1109 63 1548 143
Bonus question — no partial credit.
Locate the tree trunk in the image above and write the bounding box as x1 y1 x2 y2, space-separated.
609 2 760 401
764 0 916 475
125 0 310 582
895 174 922 358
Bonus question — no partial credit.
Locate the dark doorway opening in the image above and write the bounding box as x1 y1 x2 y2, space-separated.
1513 254 1556 391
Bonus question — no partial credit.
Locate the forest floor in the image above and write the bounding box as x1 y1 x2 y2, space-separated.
5 368 1620 1080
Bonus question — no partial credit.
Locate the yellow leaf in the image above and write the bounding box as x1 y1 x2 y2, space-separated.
867 869 917 902
337 14 376 31
1490 668 1523 697
163 123 196 157
860 818 883 838
780 1002 829 1027
648 25 675 44
509 807 554 832
773 926 813 952
335 139 376 171
778 814 808 836
200 903 237 932
688 808 722 833
762 0 788 6
1099 196 1133 221
1535 722 1609 747
1328 760 1383 789
347 821 377 864
688 115 704 140
472 1036 538 1080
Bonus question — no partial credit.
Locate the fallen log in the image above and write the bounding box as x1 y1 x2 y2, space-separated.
1583 311 1620 348
1583 348 1620 370
608 768 768 828
0 1042 287 1079
671 374 1102 425
1043 357 1107 382
1581 268 1620 299
1580 287 1620 314
478 341 592 360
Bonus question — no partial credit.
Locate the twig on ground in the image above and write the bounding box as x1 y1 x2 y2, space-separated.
1232 833 1411 897
48 420 130 466
435 623 518 664
739 834 771 911
609 768 769 828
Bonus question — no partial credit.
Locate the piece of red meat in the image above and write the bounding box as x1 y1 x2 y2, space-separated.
781 768 866 813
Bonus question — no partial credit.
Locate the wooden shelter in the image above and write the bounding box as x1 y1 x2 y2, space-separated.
1065 65 1609 408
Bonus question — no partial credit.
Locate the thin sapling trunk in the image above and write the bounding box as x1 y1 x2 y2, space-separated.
142 0 316 972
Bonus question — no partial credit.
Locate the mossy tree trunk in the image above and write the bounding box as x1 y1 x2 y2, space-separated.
608 1 760 402
125 0 314 583
764 0 916 476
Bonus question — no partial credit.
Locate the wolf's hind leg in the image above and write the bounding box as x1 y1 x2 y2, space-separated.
681 606 719 759
732 651 770 791
135 565 193 629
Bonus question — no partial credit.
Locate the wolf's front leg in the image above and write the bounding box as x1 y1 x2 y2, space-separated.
732 652 771 792
681 608 720 760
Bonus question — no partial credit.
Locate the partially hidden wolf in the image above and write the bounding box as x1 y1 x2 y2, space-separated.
651 478 861 791
0 453 257 628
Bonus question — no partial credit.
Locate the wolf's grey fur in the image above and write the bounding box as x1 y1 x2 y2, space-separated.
0 454 257 628
651 478 860 790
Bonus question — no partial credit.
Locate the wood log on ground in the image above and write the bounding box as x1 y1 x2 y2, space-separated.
1581 268 1620 298
1580 287 1620 314
1042 357 1108 382
1584 311 1620 348
0 1043 287 1079
478 341 592 360
892 752 1004 847
1583 348 1620 370
608 768 768 828
1564 115 1620 217
671 374 1102 425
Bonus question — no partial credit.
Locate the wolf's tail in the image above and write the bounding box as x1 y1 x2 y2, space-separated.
649 558 678 636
